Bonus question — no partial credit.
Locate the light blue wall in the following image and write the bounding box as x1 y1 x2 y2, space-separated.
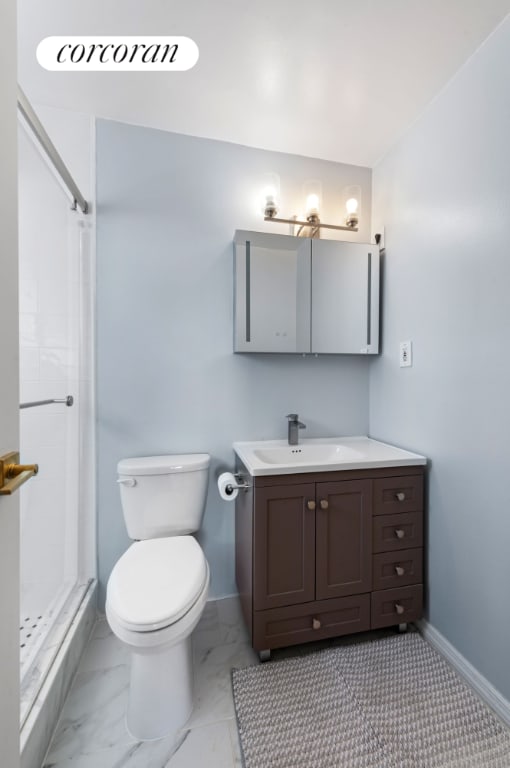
96 121 373 607
370 18 510 697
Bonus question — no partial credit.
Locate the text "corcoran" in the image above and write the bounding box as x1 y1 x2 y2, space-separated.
37 36 199 72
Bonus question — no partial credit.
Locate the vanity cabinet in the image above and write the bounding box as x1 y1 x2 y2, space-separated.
233 230 380 355
235 465 424 654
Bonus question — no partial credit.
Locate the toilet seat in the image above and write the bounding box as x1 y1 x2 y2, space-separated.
106 566 209 651
106 536 207 633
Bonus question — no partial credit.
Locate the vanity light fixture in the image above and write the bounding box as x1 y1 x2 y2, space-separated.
262 178 360 237
260 172 280 220
301 179 322 237
343 185 361 230
345 197 359 228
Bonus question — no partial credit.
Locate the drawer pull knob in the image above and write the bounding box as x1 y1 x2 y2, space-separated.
312 617 321 630
395 603 405 615
307 500 316 511
320 499 329 510
395 566 405 576
395 528 405 539
395 492 406 502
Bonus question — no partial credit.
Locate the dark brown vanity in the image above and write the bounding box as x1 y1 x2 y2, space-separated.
235 459 425 659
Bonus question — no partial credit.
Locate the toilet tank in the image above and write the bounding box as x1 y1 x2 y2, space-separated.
117 454 210 540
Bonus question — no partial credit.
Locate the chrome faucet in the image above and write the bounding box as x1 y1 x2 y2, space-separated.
286 413 306 446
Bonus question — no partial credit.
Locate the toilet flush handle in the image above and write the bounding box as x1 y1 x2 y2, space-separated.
117 477 137 487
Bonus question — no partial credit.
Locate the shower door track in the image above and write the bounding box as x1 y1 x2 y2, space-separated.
17 86 89 215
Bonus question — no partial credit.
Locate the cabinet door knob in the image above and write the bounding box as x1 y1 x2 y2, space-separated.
312 617 321 630
395 528 405 539
395 565 405 576
307 500 316 511
319 499 329 510
395 603 405 615
395 492 406 502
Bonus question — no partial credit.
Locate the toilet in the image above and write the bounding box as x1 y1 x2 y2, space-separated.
105 453 210 741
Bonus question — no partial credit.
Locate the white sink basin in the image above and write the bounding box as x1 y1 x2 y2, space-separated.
252 443 362 465
233 437 427 476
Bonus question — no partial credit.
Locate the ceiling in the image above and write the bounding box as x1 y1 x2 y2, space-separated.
17 0 510 168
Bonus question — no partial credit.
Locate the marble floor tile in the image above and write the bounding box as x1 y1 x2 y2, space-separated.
92 616 115 640
44 722 238 768
188 626 257 729
228 718 244 767
44 597 253 767
166 721 238 768
77 621 130 674
45 663 133 761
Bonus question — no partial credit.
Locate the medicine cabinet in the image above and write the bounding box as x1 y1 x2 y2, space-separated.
233 230 379 354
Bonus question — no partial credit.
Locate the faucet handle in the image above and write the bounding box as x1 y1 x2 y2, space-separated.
286 413 298 421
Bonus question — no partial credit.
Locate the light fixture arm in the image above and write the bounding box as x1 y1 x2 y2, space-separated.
264 215 358 234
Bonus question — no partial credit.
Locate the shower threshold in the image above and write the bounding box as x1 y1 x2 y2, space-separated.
20 579 94 730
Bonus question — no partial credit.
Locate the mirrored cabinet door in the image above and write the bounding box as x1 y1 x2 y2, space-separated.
311 240 379 354
233 230 379 355
234 231 311 353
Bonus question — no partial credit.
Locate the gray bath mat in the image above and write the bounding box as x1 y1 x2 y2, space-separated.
232 632 510 767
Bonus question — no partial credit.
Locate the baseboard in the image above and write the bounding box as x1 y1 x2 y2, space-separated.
416 619 510 726
207 592 239 602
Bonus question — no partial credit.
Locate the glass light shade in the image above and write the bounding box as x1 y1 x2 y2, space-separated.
303 180 322 219
260 172 280 218
342 185 361 228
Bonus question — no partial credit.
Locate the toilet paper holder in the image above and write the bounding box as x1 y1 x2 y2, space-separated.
217 470 252 501
227 473 251 493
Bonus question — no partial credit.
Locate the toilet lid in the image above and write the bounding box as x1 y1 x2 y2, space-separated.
117 454 210 476
106 537 208 632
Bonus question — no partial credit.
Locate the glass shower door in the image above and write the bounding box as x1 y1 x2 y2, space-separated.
18 122 94 725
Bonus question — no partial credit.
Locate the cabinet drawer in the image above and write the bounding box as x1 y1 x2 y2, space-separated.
372 548 423 590
373 510 423 553
253 594 370 651
371 585 423 629
373 475 423 515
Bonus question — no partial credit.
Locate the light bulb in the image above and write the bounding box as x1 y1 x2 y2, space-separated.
343 185 360 229
262 187 278 218
306 193 320 217
260 173 280 218
345 197 358 214
264 186 276 205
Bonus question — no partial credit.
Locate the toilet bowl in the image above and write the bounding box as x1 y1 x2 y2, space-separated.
105 454 210 741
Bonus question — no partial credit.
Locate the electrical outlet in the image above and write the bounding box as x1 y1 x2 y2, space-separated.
400 340 412 367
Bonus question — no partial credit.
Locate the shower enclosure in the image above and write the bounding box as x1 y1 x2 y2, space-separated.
17 95 96 734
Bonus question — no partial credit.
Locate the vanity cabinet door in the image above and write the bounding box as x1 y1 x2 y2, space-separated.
253 483 315 610
311 240 379 354
315 479 372 600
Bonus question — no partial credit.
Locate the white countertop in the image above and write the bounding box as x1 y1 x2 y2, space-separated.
233 436 427 476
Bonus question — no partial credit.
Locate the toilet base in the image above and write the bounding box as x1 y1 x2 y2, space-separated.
105 557 210 742
127 636 193 741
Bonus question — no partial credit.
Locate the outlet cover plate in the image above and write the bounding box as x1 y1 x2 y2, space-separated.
400 340 412 367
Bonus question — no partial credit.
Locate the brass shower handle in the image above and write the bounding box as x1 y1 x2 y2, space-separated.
0 452 39 496
6 462 39 476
